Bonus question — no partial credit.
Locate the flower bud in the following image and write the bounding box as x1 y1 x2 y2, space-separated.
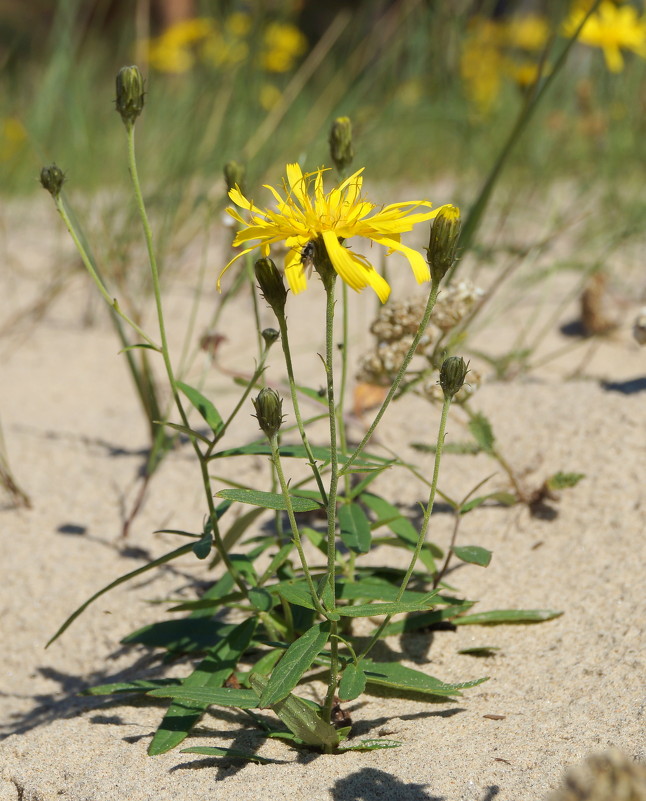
439 356 469 400
223 161 246 195
255 258 287 316
39 164 65 198
427 205 461 284
116 65 145 126
262 327 280 347
329 117 354 174
252 387 284 438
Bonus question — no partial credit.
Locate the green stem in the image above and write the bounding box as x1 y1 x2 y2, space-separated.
269 434 327 617
276 314 328 505
125 122 248 596
358 394 452 661
342 279 441 474
322 280 339 607
322 620 339 724
54 195 159 350
337 282 351 500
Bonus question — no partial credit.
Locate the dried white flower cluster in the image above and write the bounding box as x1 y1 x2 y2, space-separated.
547 750 646 801
356 281 483 395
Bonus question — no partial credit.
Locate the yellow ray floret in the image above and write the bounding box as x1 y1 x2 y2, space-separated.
219 163 447 302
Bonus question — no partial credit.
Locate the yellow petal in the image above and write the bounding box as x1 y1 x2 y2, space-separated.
371 236 430 284
284 246 307 294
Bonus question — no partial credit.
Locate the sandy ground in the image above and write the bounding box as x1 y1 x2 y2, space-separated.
0 195 644 801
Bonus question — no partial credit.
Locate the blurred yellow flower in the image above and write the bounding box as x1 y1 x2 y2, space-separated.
220 164 445 302
563 1 646 71
262 22 308 72
259 82 283 110
460 18 505 114
0 117 26 161
502 14 550 50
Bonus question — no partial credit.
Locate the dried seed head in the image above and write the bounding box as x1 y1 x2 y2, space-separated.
115 65 145 126
427 204 461 284
252 387 284 439
255 258 287 316
39 164 65 198
224 161 246 195
329 117 354 174
439 356 469 400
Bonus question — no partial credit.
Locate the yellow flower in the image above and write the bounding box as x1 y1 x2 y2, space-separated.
220 164 446 303
563 1 646 72
261 22 308 72
501 14 550 51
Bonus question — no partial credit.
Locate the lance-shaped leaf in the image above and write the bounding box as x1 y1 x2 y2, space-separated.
334 594 439 618
338 662 367 701
176 381 223 436
468 412 495 453
249 674 339 750
454 609 563 625
179 746 281 764
452 545 492 567
338 503 371 554
363 659 488 696
259 622 331 706
216 488 322 512
146 686 259 708
148 618 257 755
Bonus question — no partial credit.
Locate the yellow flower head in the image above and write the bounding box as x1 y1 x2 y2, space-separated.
563 1 646 72
220 164 447 303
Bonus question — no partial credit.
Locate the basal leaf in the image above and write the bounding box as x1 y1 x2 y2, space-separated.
216 488 322 512
179 746 280 764
452 545 492 567
338 503 372 554
338 663 367 701
546 471 585 491
363 659 487 696
454 609 563 625
81 679 180 696
146 686 259 708
249 674 339 750
259 622 331 706
148 619 257 755
46 542 195 648
176 380 223 436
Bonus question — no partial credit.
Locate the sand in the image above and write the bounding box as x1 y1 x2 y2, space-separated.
0 195 644 800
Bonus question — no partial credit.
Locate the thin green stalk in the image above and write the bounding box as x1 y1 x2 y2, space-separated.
322 280 339 606
337 282 351 500
54 195 159 350
125 122 248 596
322 621 339 724
358 394 452 661
276 315 328 505
342 279 441 474
268 434 327 618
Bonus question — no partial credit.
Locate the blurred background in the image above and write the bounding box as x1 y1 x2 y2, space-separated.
2 0 646 200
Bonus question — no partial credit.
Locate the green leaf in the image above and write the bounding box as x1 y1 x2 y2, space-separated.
215 488 322 512
119 342 160 353
146 686 259 708
192 535 212 560
249 674 339 750
46 542 195 648
363 659 488 696
248 587 274 612
160 422 211 445
211 442 387 468
361 493 418 545
454 609 563 625
338 663 367 701
338 503 372 554
294 384 327 405
179 746 280 764
148 619 257 755
336 577 428 604
259 622 331 706
452 545 492 567
461 492 516 513
176 380 223 436
468 412 495 453
271 580 318 611
412 441 482 455
338 739 402 752
546 471 585 491
81 679 181 696
335 595 438 618
380 602 476 636
457 646 500 657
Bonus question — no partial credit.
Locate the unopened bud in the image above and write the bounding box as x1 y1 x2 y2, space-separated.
427 205 461 284
329 117 354 174
262 327 280 347
252 387 284 438
39 164 65 198
224 161 246 195
116 65 145 126
255 258 287 316
439 356 469 400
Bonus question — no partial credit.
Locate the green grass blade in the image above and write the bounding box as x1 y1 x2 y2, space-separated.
454 609 563 625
